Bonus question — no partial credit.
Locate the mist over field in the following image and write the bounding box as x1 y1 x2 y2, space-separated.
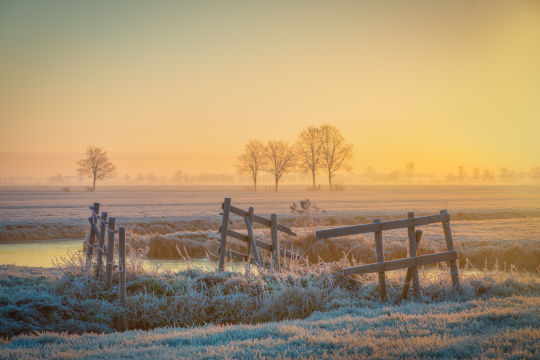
1 185 538 271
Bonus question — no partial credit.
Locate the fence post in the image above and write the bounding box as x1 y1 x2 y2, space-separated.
271 214 279 270
105 216 116 290
96 211 108 276
218 198 231 271
85 203 100 264
440 210 461 292
403 229 422 299
373 218 386 301
118 226 126 306
244 215 261 266
407 212 421 298
246 207 254 260
86 219 95 265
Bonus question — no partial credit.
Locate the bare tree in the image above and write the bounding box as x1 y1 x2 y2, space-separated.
320 125 353 190
530 166 540 182
236 140 267 191
295 126 323 189
405 162 415 177
77 146 115 191
172 170 189 183
265 140 296 192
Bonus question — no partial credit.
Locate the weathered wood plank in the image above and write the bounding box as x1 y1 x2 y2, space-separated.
407 212 421 298
343 250 458 275
244 215 262 266
96 212 107 275
218 198 231 271
271 214 279 271
373 218 386 301
85 220 95 264
118 226 126 306
226 229 273 252
229 205 296 236
246 207 254 258
85 203 99 264
441 209 461 292
316 213 449 239
402 229 422 299
104 216 116 290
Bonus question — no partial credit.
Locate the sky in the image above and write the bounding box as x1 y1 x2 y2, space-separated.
1 0 539 181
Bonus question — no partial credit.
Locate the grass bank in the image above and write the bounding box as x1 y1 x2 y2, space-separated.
1 295 538 359
1 253 539 339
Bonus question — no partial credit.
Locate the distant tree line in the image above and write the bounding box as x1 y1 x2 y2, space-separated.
69 144 540 190
359 164 540 184
236 125 354 191
445 166 540 183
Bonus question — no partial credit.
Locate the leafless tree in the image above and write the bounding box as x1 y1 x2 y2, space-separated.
530 166 540 182
172 170 189 183
77 146 115 191
405 162 415 177
295 126 323 189
236 140 267 191
320 125 353 190
265 140 296 192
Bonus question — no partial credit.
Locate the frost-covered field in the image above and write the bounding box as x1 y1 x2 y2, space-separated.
2 185 540 241
1 185 539 271
1 297 538 359
0 264 538 359
1 185 539 358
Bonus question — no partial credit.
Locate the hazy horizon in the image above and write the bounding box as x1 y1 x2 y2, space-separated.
1 149 538 187
2 0 540 184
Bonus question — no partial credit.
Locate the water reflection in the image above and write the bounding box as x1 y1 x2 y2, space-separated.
0 239 247 272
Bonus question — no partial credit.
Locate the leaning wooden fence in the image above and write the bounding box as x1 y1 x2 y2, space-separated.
218 197 296 271
84 202 127 306
316 210 460 301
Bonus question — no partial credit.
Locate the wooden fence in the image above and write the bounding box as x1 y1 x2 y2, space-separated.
85 202 127 306
218 197 296 271
316 210 460 301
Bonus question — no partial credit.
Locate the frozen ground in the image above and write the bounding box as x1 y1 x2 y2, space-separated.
1 185 538 271
0 263 538 359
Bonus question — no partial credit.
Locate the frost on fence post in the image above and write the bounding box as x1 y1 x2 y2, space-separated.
407 212 421 298
403 230 423 300
105 216 116 290
96 211 108 276
373 218 386 301
119 226 126 306
218 198 231 271
86 202 100 265
440 209 461 293
271 214 279 271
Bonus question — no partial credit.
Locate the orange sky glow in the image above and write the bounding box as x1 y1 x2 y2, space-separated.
1 1 539 183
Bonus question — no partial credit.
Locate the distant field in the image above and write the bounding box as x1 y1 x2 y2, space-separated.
1 185 539 271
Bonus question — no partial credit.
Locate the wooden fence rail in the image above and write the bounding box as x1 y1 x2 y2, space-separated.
316 209 460 301
218 198 296 271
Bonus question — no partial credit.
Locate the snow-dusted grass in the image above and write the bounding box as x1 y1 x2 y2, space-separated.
1 248 539 338
1 248 539 359
1 296 538 359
